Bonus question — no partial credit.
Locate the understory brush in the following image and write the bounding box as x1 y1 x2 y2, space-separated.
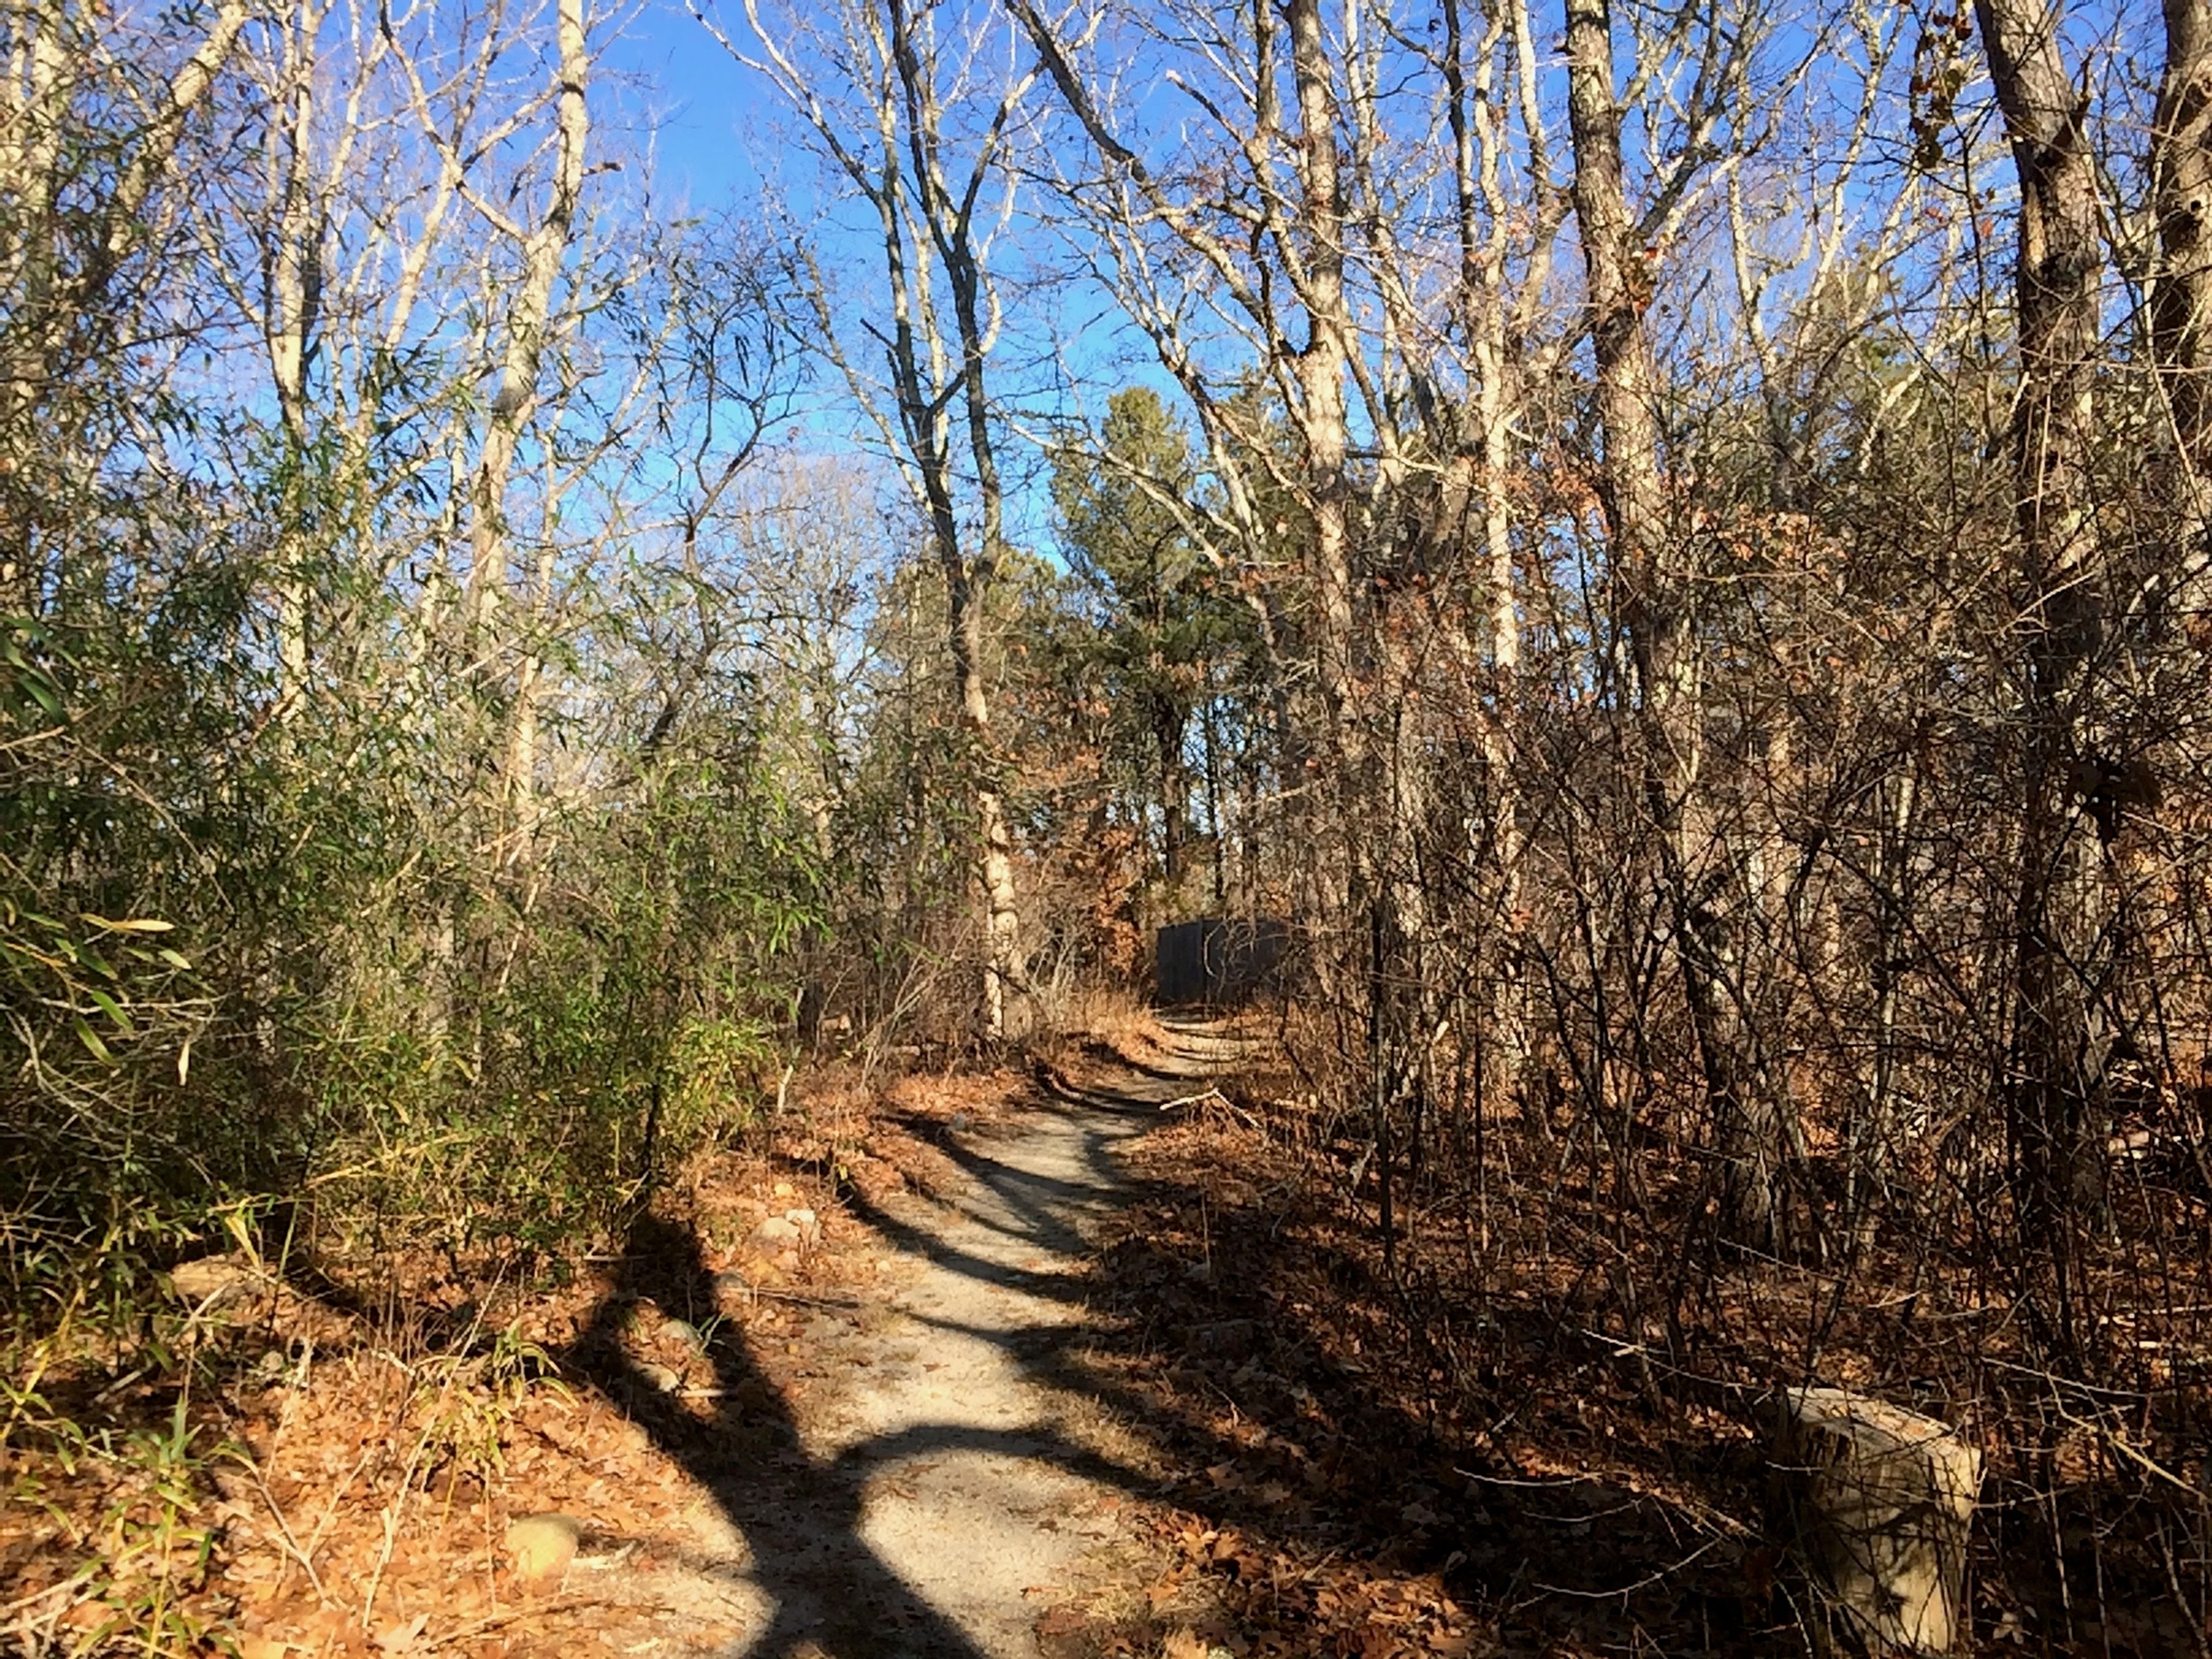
0 1022 990 1659
1132 1006 2212 1659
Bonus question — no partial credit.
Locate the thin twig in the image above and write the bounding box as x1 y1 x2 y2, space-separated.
427 1595 644 1650
0 1565 99 1617
301 1438 382 1575
237 1451 332 1604
1154 1088 1227 1111
737 1286 864 1310
361 1423 437 1630
1531 1535 1727 1599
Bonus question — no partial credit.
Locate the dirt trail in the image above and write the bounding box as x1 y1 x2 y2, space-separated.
628 1016 1260 1658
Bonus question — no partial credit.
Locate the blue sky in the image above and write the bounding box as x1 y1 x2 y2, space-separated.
607 1 775 215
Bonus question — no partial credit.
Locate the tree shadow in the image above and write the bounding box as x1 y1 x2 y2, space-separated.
561 1082 1170 1657
981 1058 1805 1657
560 1033 1786 1657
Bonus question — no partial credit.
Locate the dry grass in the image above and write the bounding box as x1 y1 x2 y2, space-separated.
1040 983 1174 1062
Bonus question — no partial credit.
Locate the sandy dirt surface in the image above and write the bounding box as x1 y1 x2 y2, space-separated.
608 1017 1258 1658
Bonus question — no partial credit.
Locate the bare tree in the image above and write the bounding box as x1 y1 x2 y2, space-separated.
1975 0 2113 1340
1562 0 1798 1248
2152 0 2212 611
723 0 1037 1039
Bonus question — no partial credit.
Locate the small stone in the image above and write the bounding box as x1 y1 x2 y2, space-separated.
772 1181 796 1199
255 1349 287 1380
711 1270 752 1301
782 1207 821 1248
505 1513 583 1584
748 1215 802 1252
949 1110 972 1132
168 1255 251 1308
657 1317 704 1352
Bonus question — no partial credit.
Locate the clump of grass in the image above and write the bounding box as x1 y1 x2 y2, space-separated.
3 1322 235 1658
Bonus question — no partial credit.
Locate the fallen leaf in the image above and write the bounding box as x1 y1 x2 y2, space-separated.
373 1613 429 1654
1036 1605 1090 1638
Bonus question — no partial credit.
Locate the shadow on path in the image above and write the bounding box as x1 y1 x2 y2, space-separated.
559 1031 1219 1657
569 1212 995 1657
556 1017 1728 1658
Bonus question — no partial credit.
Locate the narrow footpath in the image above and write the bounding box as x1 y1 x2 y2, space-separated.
621 1017 1259 1658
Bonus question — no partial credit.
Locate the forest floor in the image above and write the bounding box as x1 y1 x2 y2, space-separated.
575 1011 1271 1658
6 1009 1781 1658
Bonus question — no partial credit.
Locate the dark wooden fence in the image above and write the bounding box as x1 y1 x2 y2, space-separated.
1154 917 1289 1006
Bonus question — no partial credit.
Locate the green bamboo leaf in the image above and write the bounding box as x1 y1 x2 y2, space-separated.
73 1020 115 1063
85 987 135 1035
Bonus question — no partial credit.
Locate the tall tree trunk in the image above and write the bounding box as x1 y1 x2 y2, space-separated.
1291 0 1407 1159
0 0 247 611
949 261 1029 1043
2153 0 2212 609
442 0 587 1051
1565 0 1784 1248
940 540 1026 1040
1286 0 1428 1182
259 0 327 730
1202 700 1228 906
0 0 73 612
877 0 1032 1039
1284 0 1366 936
472 0 587 860
1444 0 1529 1104
1977 0 2111 1348
1156 685 1190 888
1286 0 1353 768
